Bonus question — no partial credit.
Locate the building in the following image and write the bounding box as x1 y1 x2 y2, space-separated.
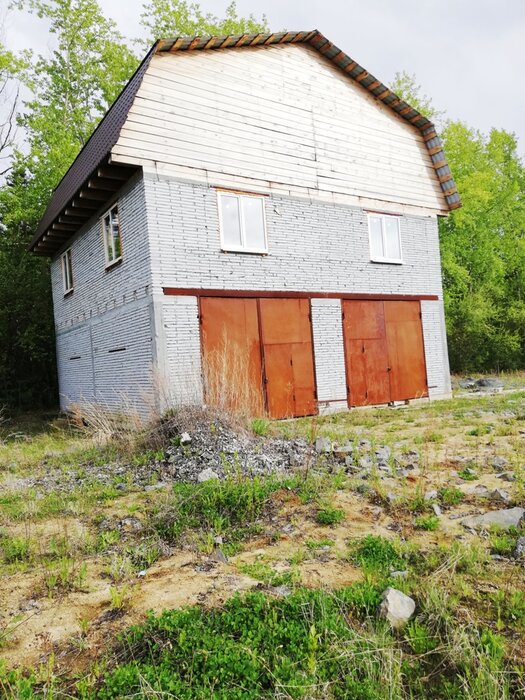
30 30 460 419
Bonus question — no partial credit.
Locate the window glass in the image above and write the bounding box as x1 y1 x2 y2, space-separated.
220 195 242 247
369 216 384 259
241 196 266 250
384 217 401 260
103 204 122 265
62 248 73 293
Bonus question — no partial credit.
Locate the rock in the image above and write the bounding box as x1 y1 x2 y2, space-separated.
459 377 477 390
197 468 220 482
386 492 398 505
375 446 391 461
470 484 489 497
432 504 442 517
180 432 192 445
315 437 332 454
396 468 410 478
359 439 371 450
460 467 477 479
492 456 509 472
210 547 228 563
214 535 223 545
120 516 143 532
359 455 373 469
378 588 416 629
144 482 169 492
345 458 359 473
334 443 354 459
270 584 292 597
497 472 516 482
477 378 504 391
378 465 393 475
489 488 511 505
424 490 438 501
513 536 525 559
390 570 408 579
461 507 525 531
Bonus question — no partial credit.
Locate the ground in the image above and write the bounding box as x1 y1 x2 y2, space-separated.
0 376 524 698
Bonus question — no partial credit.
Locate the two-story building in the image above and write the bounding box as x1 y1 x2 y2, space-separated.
30 31 460 419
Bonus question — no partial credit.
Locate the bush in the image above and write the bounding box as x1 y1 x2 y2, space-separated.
316 506 345 526
350 535 403 573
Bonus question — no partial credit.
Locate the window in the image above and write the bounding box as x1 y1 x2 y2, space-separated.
368 213 403 263
102 203 122 266
218 191 268 253
61 248 73 294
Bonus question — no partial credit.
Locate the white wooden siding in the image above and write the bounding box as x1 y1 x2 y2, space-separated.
112 44 447 215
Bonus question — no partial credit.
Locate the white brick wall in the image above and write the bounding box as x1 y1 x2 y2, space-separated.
421 299 452 398
311 299 348 411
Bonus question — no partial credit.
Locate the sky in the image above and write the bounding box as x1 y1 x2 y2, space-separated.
2 0 525 157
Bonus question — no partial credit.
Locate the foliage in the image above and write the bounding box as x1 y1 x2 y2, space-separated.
316 505 345 526
414 514 440 531
139 0 268 46
350 534 403 572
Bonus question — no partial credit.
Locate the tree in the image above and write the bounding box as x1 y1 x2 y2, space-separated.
0 42 26 176
391 70 525 372
139 0 268 46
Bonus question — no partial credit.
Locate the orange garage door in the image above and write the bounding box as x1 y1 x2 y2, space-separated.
200 297 317 419
343 300 428 406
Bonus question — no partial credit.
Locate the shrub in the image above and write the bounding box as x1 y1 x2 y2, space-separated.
439 486 464 506
415 515 440 531
350 535 402 573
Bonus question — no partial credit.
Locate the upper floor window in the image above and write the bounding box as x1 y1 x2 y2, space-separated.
368 213 402 264
217 191 268 254
102 203 122 267
61 248 73 295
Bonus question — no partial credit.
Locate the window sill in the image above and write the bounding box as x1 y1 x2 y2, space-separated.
221 248 268 256
370 258 403 265
63 289 74 298
105 257 123 272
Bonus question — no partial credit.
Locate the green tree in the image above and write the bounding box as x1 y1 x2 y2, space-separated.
139 0 268 46
392 71 525 372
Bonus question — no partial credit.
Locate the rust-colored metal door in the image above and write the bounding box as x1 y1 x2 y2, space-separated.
258 298 317 419
342 300 390 406
200 297 265 414
384 301 428 401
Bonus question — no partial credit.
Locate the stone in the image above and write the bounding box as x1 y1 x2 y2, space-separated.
197 468 220 482
424 490 438 501
513 536 525 559
180 432 192 445
492 456 509 472
144 482 169 492
461 507 525 531
359 455 373 469
460 467 477 478
334 444 354 459
497 472 516 482
489 488 511 505
459 377 477 390
315 437 332 454
477 377 504 391
470 484 489 497
359 439 372 450
270 584 292 597
386 492 398 505
345 458 359 472
120 516 143 532
210 547 228 563
378 588 416 629
432 504 442 517
390 570 408 579
375 445 391 461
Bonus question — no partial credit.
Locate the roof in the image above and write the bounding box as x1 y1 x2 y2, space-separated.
31 30 460 256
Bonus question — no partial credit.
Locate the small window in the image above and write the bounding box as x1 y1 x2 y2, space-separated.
61 248 73 294
102 203 122 266
218 191 268 253
368 214 403 264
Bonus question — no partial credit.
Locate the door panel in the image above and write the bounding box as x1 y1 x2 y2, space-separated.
343 299 428 406
384 301 428 401
200 297 264 414
259 298 317 419
343 301 390 406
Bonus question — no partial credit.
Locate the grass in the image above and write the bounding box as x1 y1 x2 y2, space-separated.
1 387 525 696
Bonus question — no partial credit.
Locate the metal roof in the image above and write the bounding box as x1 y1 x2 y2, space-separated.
31 30 460 256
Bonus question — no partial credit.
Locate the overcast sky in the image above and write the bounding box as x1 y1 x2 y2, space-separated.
3 0 525 157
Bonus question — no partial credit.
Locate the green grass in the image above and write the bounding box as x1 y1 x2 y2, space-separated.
315 505 345 526
350 535 403 573
439 486 465 506
414 514 440 531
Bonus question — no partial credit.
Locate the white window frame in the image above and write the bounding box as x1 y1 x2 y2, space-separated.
101 203 122 267
217 190 268 254
61 247 74 295
368 213 403 264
